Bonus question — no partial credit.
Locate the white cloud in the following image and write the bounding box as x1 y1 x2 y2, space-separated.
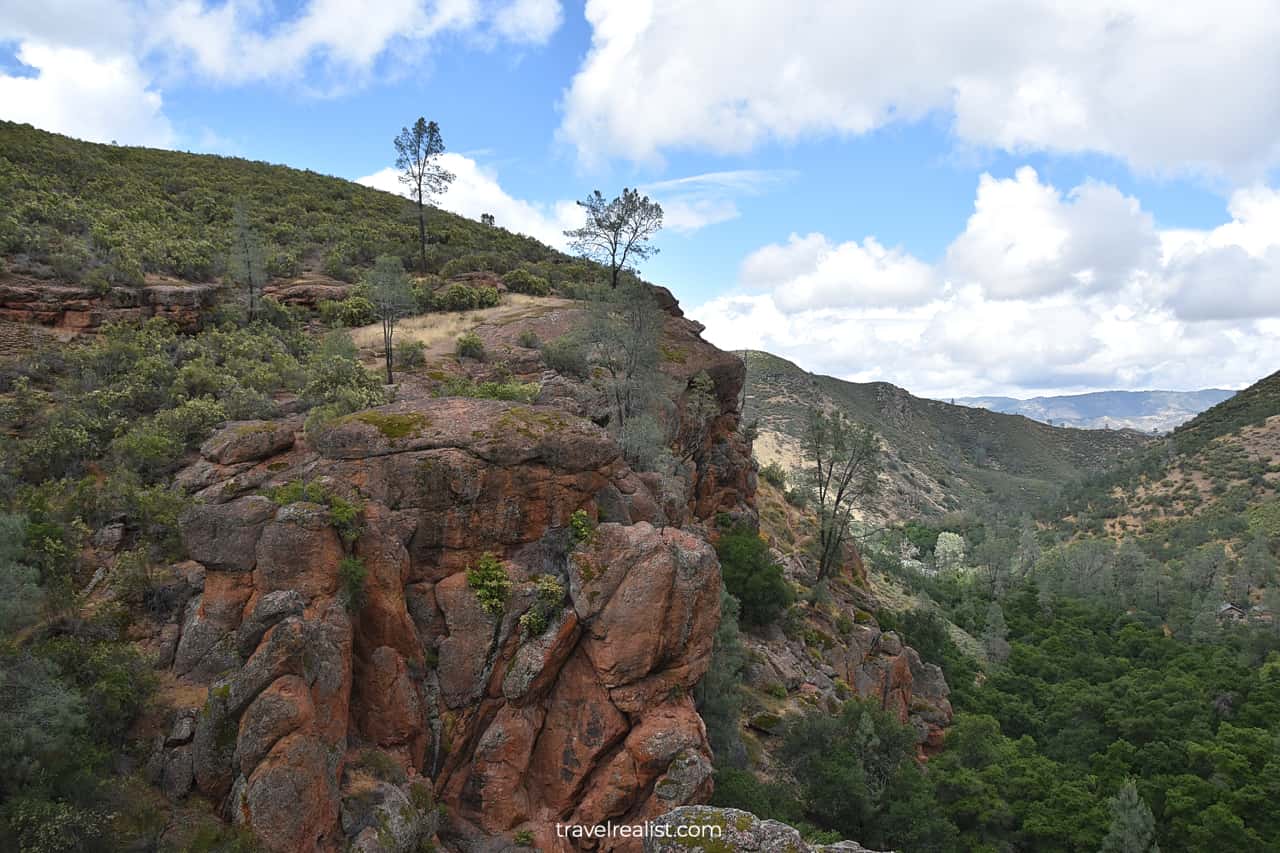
740 232 938 310
358 153 582 249
0 42 174 146
690 169 1280 397
0 0 563 144
493 0 563 44
560 0 1280 178
945 167 1158 299
1162 186 1280 321
148 0 563 88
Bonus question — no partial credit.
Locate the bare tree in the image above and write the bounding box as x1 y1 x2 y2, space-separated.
564 188 663 288
801 408 881 580
368 255 413 384
228 200 266 322
394 118 455 272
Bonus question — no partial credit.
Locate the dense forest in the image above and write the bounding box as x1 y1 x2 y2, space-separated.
708 374 1280 851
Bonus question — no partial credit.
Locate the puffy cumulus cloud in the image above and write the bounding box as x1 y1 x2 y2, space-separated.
740 232 938 310
1161 187 1280 321
560 0 1280 178
358 153 582 249
149 0 564 88
690 170 1280 397
0 0 563 144
944 167 1158 299
0 42 174 147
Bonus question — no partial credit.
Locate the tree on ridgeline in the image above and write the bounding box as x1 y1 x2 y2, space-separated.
565 188 663 289
394 118 455 272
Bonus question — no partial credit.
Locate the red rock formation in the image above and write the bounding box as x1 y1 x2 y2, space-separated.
0 273 219 332
162 389 746 851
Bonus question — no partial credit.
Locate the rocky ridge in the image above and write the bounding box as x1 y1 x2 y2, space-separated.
134 296 755 852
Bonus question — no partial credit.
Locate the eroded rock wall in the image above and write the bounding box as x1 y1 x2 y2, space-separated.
152 388 746 852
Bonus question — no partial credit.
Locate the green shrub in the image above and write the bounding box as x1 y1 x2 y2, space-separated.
503 268 551 296
760 462 788 488
456 332 485 360
268 480 363 544
519 574 566 637
301 351 390 431
710 768 805 825
323 248 353 282
435 377 538 402
339 557 367 612
393 338 426 369
570 509 594 544
466 553 511 616
717 525 794 627
540 335 589 379
513 829 535 847
433 283 501 312
516 328 540 349
334 296 377 327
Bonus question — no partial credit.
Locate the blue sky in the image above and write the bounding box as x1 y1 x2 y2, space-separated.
4 1 1280 398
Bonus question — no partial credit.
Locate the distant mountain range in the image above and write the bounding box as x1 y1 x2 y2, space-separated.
952 389 1237 433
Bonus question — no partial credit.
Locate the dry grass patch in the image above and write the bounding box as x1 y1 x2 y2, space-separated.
347 294 574 358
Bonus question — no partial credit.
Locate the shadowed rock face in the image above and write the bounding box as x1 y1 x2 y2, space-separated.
160 387 747 852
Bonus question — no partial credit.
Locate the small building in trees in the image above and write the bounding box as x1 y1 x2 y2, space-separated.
1216 602 1247 624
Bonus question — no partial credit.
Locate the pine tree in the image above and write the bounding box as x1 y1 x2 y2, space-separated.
394 118 454 272
564 188 664 288
1100 779 1160 853
228 200 266 322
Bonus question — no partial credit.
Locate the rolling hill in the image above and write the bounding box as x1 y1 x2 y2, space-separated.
741 349 1150 520
1052 368 1280 548
956 388 1235 432
0 120 596 293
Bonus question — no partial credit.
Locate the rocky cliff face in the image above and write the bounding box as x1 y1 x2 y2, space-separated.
0 273 220 332
142 298 756 852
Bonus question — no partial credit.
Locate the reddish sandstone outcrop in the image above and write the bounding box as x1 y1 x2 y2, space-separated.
160 392 738 852
0 273 219 332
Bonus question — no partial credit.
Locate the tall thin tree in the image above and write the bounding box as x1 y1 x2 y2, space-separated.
228 200 266 322
394 118 455 273
800 408 882 580
565 188 663 288
368 255 414 384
